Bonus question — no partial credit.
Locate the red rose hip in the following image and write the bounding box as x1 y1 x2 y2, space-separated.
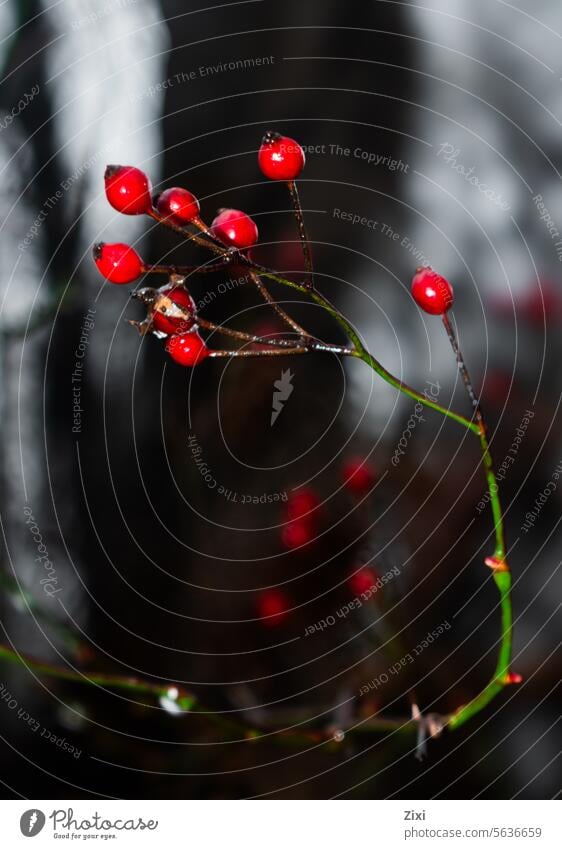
166 331 209 367
152 284 197 335
258 131 305 181
104 165 152 215
93 242 143 284
156 187 200 225
211 208 258 250
411 267 454 315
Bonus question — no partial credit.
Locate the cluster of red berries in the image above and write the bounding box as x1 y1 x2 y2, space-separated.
94 133 309 367
262 462 377 628
255 563 380 629
94 133 454 368
280 459 376 551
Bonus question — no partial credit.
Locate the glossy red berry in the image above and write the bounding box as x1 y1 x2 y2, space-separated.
258 131 305 181
211 208 258 250
93 242 143 284
411 266 454 315
166 331 209 367
257 589 291 626
342 458 376 496
156 187 200 225
104 165 152 215
152 284 197 335
286 488 320 520
349 567 379 597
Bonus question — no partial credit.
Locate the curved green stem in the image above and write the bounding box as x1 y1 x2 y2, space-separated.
256 269 514 733
448 569 512 730
259 271 479 433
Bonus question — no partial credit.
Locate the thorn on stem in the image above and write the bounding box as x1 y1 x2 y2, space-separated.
412 703 444 761
485 555 509 573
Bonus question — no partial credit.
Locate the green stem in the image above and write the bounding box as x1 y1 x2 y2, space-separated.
448 569 512 730
479 428 506 561
260 271 479 434
0 642 418 743
257 269 513 733
247 269 312 340
0 643 196 711
5 251 513 742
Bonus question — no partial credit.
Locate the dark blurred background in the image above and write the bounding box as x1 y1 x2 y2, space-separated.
0 0 560 799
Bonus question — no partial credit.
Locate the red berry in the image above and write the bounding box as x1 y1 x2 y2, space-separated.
104 165 152 215
257 589 291 626
504 671 523 685
93 242 143 284
166 331 209 367
286 488 320 520
349 567 379 597
156 187 200 225
211 208 258 250
411 267 454 315
342 458 376 496
282 519 315 549
152 284 197 335
258 131 305 181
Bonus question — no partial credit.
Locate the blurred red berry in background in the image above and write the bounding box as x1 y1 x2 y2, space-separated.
342 458 376 496
257 589 291 626
349 566 378 597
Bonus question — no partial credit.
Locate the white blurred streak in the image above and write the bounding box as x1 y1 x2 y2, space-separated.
40 0 169 245
348 0 562 439
0 0 168 658
409 0 562 299
39 0 170 378
0 0 16 76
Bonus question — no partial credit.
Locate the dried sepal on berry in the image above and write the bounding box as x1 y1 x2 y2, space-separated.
130 276 197 339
